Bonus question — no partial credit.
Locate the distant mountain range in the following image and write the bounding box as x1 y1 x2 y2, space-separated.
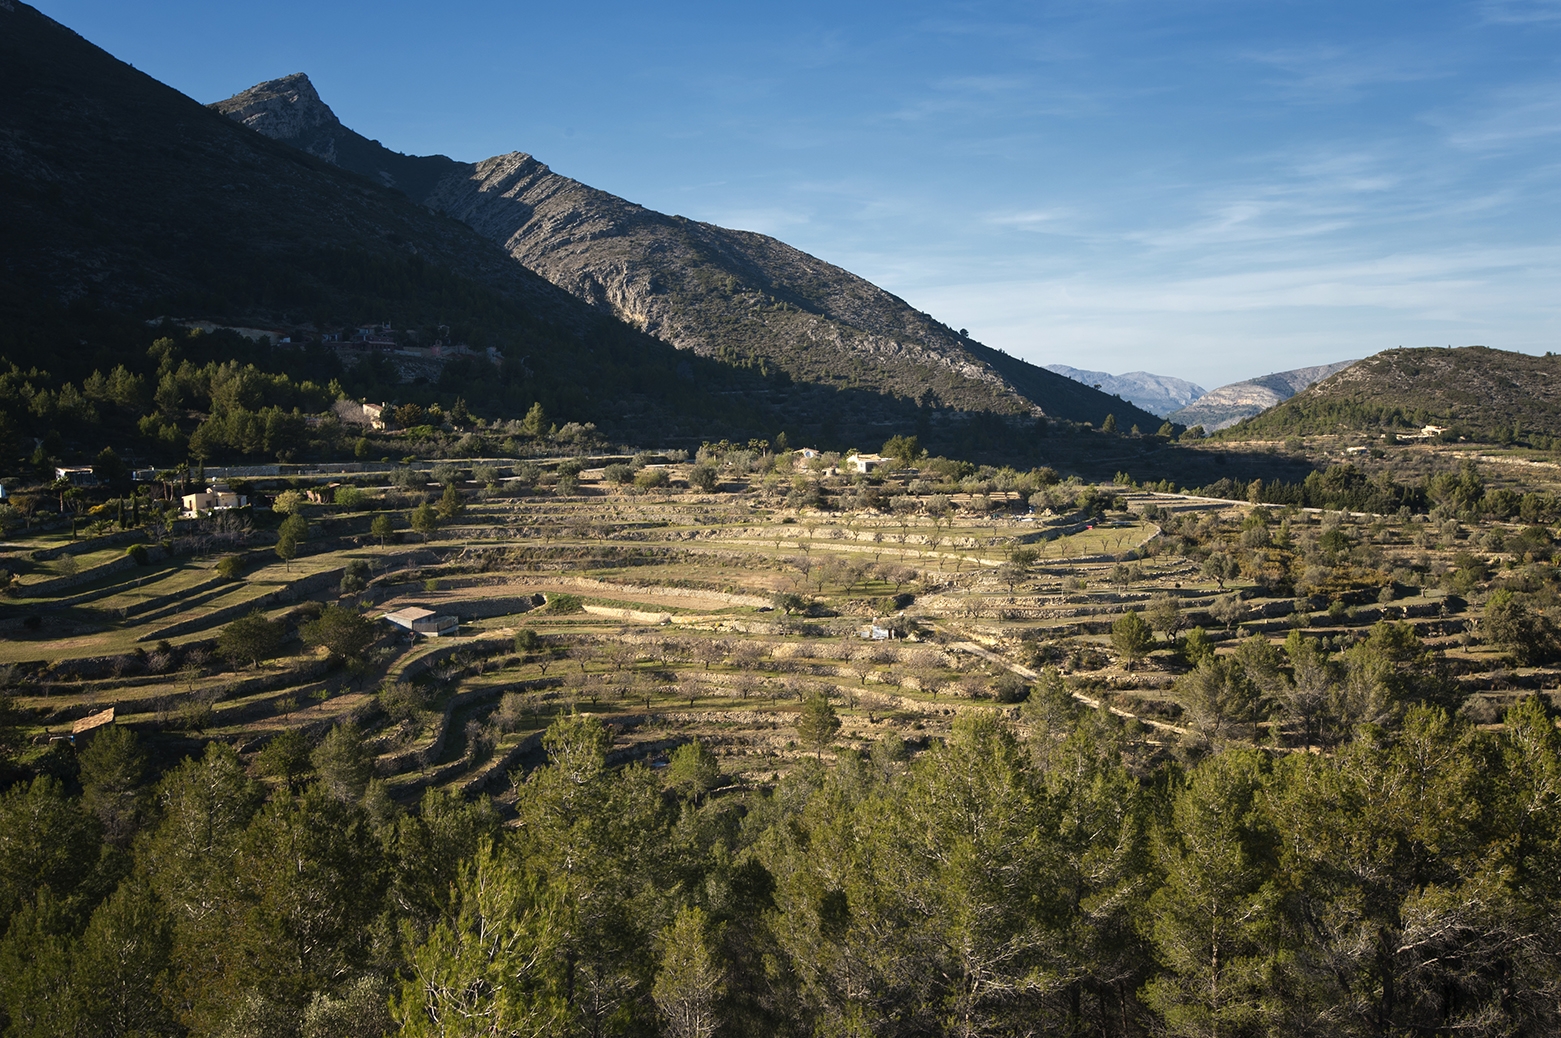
1043 365 1205 418
1167 361 1359 431
1223 346 1561 440
212 74 1158 432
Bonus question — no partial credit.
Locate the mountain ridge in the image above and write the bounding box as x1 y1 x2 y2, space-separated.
1167 360 1358 431
1043 365 1205 417
0 0 822 453
212 74 1159 430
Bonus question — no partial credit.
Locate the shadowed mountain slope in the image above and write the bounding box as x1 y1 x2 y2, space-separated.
214 75 1158 431
0 2 915 450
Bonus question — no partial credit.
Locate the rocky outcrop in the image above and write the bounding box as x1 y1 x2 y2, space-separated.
214 73 338 155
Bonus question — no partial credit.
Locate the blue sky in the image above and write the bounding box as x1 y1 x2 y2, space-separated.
37 0 1561 388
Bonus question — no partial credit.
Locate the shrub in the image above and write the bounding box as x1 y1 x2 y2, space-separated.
340 559 371 594
378 682 429 723
215 555 243 580
991 672 1030 703
272 489 304 514
603 463 635 485
635 468 669 490
689 464 719 492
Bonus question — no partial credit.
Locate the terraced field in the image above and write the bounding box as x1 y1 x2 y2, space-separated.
4 454 1557 804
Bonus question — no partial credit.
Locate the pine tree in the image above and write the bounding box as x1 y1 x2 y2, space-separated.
1140 750 1284 1037
68 878 176 1038
1110 610 1155 669
653 906 725 1038
410 501 438 541
79 724 147 847
795 693 841 759
436 481 464 520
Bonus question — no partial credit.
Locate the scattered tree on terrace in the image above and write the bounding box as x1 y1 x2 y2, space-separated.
410 501 438 541
1484 589 1560 665
1147 593 1184 643
301 605 375 661
795 693 841 759
664 741 721 805
436 482 464 520
688 464 718 492
1199 551 1236 591
370 512 395 546
218 610 284 669
1111 610 1155 669
275 512 307 569
520 402 548 438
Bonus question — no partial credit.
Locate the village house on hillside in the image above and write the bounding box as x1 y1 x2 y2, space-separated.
362 401 389 430
181 484 247 516
847 452 886 474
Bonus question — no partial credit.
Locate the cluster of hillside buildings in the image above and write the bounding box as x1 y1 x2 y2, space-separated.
327 323 503 366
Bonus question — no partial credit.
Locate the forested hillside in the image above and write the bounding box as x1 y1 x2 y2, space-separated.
1223 347 1561 442
3 691 1558 1036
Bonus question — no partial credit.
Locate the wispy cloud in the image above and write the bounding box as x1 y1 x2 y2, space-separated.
1434 80 1561 151
1240 43 1449 103
1478 0 1561 24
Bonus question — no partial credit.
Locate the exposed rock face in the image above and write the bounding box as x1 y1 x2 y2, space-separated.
215 73 338 157
211 74 459 200
1044 365 1206 418
212 77 1160 429
1168 360 1358 430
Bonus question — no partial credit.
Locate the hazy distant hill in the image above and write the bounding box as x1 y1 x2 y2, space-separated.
215 75 1158 431
1167 361 1358 431
1044 365 1205 418
1223 346 1561 440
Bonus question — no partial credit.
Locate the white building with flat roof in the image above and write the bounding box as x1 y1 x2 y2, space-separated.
382 606 458 637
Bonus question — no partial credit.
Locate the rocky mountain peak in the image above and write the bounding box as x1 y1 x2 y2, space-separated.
210 73 350 164
215 73 338 138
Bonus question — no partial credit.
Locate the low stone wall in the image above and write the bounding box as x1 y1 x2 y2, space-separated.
138 566 346 642
18 546 165 598
30 529 149 561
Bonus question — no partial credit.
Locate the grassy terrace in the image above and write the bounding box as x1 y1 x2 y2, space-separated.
4 447 1560 803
